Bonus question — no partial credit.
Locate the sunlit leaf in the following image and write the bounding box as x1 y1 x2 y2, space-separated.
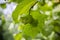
10 0 23 3
12 0 37 23
14 33 22 40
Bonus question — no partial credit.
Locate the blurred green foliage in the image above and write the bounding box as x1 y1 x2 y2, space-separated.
0 0 60 40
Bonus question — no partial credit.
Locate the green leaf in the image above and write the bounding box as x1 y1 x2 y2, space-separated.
21 24 39 38
14 33 22 40
12 0 37 23
0 4 6 9
41 26 53 37
20 15 34 24
38 4 52 12
20 10 47 38
52 19 60 33
30 10 47 31
2 15 5 26
54 26 60 32
30 10 47 20
10 0 23 3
